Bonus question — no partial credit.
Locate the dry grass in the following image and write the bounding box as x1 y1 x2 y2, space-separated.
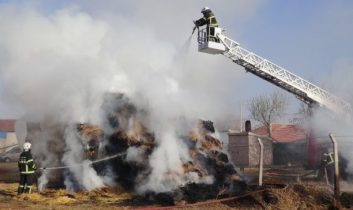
0 183 132 210
263 183 333 210
0 182 351 210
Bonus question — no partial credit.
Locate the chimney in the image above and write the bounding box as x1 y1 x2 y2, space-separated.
245 120 251 132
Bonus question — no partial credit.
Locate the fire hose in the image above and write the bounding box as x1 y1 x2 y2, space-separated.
137 189 267 210
38 152 126 170
192 21 199 35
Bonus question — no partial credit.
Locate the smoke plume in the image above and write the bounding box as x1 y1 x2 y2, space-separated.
0 1 258 193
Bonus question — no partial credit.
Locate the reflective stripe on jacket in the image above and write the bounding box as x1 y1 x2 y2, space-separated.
207 16 218 27
18 151 37 174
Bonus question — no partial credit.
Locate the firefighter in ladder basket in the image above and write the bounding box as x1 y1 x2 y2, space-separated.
193 7 219 41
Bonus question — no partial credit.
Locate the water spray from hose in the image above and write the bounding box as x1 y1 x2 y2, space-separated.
39 152 126 170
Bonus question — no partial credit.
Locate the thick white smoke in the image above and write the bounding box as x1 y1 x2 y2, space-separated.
62 126 105 191
0 1 261 192
310 59 353 177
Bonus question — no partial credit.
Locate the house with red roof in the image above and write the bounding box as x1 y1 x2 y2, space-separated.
252 123 309 166
252 124 306 143
228 121 311 167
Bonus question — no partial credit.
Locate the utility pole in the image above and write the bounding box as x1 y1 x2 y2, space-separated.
240 103 243 132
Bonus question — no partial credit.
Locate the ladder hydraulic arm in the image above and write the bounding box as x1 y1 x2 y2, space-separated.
197 27 352 116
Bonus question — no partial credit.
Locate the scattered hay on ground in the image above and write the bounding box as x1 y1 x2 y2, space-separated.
0 182 132 209
263 182 334 210
0 181 352 209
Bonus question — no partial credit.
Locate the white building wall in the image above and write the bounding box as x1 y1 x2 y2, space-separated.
0 132 18 153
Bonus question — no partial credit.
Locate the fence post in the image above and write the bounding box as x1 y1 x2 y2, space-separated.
257 138 264 186
328 133 341 208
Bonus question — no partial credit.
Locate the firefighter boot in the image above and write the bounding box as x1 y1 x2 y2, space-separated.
25 185 32 194
17 185 25 195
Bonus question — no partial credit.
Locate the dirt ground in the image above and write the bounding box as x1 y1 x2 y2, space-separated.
1 162 353 209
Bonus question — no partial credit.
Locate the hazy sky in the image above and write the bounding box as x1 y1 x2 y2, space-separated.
0 0 352 124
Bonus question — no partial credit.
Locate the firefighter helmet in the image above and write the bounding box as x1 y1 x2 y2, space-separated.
201 7 210 13
23 142 31 151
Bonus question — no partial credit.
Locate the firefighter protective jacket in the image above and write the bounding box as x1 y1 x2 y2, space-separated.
323 152 334 165
18 151 37 174
195 10 218 28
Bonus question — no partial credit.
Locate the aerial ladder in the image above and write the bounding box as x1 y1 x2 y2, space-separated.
196 26 352 117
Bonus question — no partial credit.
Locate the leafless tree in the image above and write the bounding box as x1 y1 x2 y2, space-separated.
248 91 288 137
290 102 313 126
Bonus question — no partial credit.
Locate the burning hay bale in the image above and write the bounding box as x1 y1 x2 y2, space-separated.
93 99 247 204
29 93 246 204
76 123 103 160
105 118 247 204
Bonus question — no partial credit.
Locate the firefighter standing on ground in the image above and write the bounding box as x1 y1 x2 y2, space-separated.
193 7 218 39
322 148 334 184
18 142 37 195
